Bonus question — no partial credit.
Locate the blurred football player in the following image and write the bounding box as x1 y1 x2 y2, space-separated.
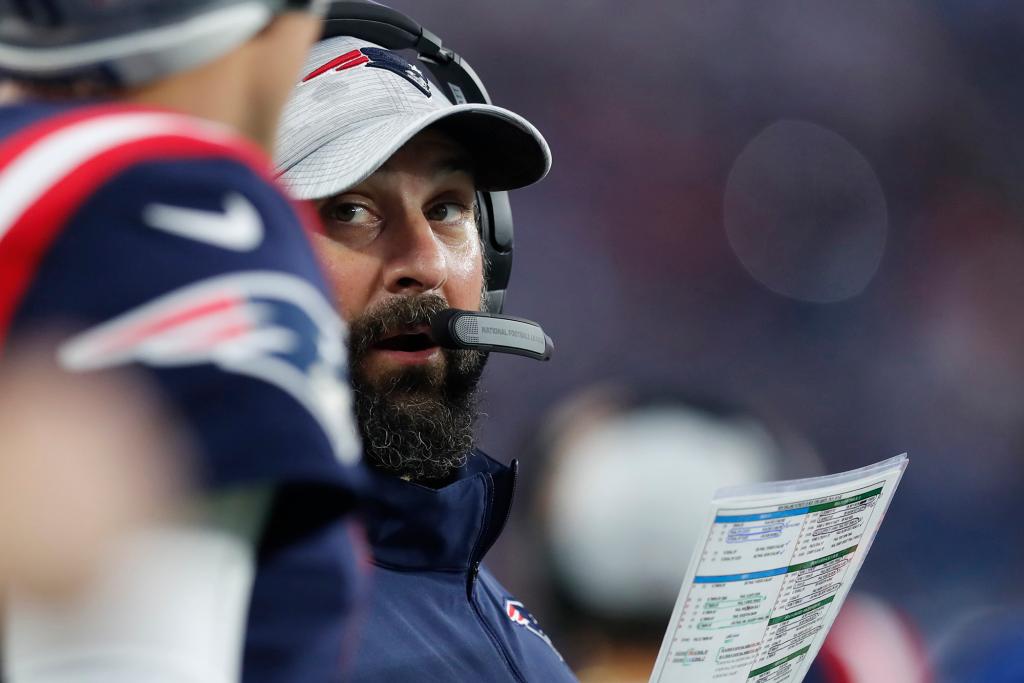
0 2 366 681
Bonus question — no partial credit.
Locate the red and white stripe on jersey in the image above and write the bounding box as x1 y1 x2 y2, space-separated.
0 104 277 348
815 593 932 683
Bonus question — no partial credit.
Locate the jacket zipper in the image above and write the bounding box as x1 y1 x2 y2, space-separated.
466 469 527 682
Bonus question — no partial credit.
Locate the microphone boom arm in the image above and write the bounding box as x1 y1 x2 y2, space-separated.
429 309 553 361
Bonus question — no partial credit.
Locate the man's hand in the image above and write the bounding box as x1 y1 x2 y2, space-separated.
0 339 189 601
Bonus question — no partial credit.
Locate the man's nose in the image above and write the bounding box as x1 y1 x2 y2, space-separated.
383 211 447 295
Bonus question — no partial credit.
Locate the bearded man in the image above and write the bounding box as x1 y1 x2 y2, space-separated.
275 31 579 682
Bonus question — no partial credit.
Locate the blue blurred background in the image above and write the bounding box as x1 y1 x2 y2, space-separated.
389 1 1024 679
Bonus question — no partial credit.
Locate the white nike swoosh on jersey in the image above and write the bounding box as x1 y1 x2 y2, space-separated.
143 193 264 252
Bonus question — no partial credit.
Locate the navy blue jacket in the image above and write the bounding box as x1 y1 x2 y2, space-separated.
350 452 578 682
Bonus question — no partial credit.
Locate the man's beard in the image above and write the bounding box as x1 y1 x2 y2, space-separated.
347 294 487 485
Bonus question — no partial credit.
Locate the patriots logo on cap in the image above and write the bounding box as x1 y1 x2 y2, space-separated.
58 271 360 465
505 599 564 660
303 47 432 97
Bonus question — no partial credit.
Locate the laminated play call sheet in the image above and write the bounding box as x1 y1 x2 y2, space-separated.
650 454 908 683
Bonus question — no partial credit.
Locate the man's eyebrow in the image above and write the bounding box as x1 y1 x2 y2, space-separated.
435 155 476 178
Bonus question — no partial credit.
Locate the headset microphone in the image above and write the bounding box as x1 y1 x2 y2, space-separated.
430 309 552 362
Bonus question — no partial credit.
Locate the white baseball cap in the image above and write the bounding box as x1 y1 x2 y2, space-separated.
276 35 552 200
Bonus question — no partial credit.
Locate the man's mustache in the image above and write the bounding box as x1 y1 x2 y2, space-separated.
348 294 449 359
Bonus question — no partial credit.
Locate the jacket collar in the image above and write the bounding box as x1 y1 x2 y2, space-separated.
362 451 518 571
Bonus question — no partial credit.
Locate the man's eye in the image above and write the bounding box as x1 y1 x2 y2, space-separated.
328 203 374 224
425 202 470 224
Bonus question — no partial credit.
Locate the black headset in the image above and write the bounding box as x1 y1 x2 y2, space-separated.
320 1 516 314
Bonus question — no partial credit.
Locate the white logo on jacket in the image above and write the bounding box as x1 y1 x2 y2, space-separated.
143 193 264 252
59 271 360 464
505 599 564 661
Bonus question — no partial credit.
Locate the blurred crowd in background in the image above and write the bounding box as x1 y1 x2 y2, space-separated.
386 0 1024 680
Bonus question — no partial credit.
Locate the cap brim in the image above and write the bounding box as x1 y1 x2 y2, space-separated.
278 102 551 201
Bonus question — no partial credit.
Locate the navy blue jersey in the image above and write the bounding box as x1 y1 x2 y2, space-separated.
0 101 368 680
0 101 363 492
